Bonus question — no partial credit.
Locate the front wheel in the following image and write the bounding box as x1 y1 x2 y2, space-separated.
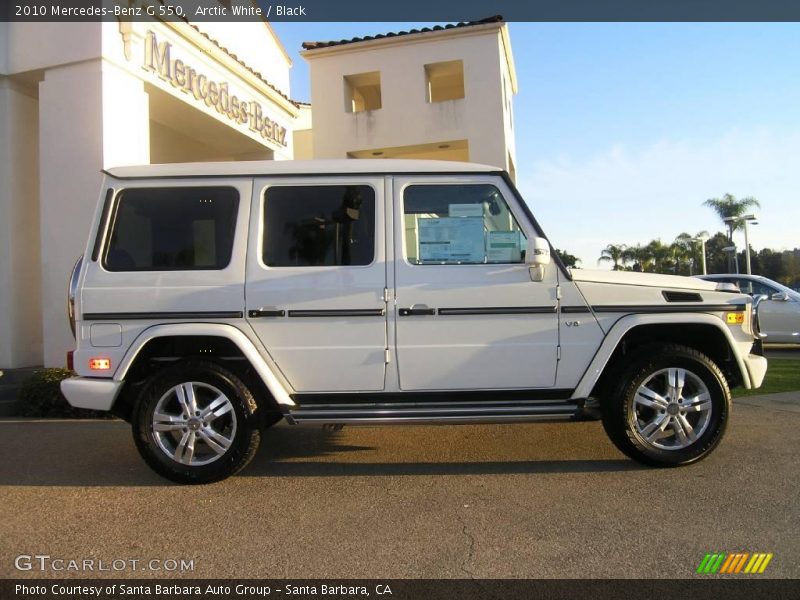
132 360 261 484
601 344 731 467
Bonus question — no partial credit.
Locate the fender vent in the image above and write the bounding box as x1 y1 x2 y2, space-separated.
663 290 703 302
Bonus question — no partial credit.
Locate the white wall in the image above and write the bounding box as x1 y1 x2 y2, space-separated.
4 22 100 74
292 104 313 159
0 79 42 368
306 26 513 169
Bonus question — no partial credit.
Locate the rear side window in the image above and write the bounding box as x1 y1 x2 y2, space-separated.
104 187 239 271
263 185 375 267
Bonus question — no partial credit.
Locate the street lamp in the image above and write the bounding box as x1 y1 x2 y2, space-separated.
722 245 739 274
723 214 758 275
691 233 710 275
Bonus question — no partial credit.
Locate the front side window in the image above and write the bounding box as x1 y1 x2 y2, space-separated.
403 184 526 265
263 185 375 267
104 187 239 271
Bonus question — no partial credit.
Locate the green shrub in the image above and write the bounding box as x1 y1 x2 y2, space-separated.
16 368 114 419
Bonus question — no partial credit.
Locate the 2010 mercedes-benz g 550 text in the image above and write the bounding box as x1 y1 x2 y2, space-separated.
61 160 768 483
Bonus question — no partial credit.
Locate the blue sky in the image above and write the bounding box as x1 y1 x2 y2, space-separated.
272 22 800 267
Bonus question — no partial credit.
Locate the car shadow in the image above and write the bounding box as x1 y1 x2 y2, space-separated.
0 419 641 487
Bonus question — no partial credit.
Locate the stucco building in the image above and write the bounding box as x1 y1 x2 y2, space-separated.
301 16 517 178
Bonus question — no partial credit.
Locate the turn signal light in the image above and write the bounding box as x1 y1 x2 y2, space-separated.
726 312 745 325
89 358 111 371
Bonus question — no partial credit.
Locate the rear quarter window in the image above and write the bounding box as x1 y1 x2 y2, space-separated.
104 187 239 271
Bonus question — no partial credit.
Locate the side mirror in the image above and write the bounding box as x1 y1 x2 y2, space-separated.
526 237 551 282
771 291 790 302
525 237 551 266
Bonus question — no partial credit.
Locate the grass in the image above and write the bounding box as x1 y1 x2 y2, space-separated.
733 358 800 397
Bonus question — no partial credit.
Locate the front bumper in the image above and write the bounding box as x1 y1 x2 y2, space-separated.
60 377 122 411
742 353 768 389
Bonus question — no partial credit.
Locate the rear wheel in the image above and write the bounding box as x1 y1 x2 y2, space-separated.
132 360 261 484
601 344 730 467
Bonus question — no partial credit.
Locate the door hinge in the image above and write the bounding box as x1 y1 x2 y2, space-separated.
385 348 391 364
557 345 562 361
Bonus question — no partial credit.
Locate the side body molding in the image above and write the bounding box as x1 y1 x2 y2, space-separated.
114 323 295 406
571 313 752 399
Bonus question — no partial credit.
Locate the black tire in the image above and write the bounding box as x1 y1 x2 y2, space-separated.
601 344 731 467
132 360 261 484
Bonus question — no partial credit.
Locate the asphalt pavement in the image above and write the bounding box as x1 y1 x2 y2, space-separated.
1 392 798 580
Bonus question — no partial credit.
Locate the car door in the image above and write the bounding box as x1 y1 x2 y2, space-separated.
391 175 558 391
245 177 388 392
741 279 800 343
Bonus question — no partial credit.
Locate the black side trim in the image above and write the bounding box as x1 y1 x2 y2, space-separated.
560 306 592 314
591 304 746 313
663 290 703 302
83 311 243 320
438 306 557 315
292 389 576 405
287 309 386 318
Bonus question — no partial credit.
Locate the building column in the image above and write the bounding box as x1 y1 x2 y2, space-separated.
0 78 42 368
39 59 150 367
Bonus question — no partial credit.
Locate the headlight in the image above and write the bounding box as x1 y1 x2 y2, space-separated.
67 255 83 338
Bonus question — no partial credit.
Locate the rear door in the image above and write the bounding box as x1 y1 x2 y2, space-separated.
245 177 388 392
391 175 559 391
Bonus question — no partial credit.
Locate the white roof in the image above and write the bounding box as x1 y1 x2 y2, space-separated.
106 159 503 179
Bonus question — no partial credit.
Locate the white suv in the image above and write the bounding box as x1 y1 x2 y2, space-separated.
61 160 767 483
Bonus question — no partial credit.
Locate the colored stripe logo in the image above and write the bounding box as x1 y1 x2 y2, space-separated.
696 552 773 574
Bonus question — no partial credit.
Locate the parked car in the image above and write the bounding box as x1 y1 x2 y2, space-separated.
696 274 800 344
61 160 766 483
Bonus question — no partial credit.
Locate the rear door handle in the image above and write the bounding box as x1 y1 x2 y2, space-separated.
248 308 285 318
399 304 436 316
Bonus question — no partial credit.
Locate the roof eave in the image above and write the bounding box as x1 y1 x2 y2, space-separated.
301 21 506 59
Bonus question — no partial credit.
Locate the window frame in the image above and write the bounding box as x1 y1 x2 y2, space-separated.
101 185 241 273
399 181 531 268
258 182 380 270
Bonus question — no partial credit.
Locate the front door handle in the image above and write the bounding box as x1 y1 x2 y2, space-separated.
248 308 285 318
399 304 436 316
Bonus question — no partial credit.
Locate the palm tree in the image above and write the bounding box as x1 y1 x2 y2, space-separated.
647 239 672 273
703 194 761 240
674 231 709 275
623 244 654 272
598 244 627 270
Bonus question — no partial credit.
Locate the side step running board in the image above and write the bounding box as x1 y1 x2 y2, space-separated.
285 400 584 425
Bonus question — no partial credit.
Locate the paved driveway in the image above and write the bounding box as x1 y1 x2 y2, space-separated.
1 393 798 579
